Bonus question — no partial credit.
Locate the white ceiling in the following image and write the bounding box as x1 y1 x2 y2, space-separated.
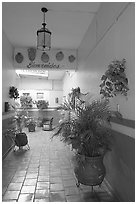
2 2 101 80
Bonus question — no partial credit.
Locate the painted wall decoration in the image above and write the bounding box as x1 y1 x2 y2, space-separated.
56 51 64 61
27 48 36 61
41 52 49 63
68 55 76 63
15 52 24 63
14 48 77 70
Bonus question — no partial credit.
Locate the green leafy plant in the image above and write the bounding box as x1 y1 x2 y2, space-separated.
57 87 86 112
36 100 49 109
53 99 121 157
9 86 19 100
20 95 33 109
100 59 129 98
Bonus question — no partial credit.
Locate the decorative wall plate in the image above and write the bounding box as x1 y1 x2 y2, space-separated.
15 52 24 63
68 55 75 63
56 51 64 61
28 48 36 61
41 52 49 63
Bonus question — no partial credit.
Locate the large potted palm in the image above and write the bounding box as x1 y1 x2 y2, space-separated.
53 88 121 187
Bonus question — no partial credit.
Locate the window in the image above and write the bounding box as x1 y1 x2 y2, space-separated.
37 93 44 99
23 93 30 96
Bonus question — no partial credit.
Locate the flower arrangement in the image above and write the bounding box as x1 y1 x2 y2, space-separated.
9 86 19 100
100 59 129 98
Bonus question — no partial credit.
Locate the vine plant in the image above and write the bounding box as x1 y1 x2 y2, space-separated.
100 59 129 98
9 86 19 100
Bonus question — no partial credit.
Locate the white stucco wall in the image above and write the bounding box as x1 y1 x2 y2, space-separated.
63 2 135 120
2 30 17 113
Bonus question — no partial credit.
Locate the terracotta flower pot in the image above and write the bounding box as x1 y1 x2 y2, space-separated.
28 124 35 132
74 154 106 186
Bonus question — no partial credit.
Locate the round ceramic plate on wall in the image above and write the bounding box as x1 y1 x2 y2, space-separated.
41 52 49 63
56 51 64 61
15 52 24 63
68 55 75 63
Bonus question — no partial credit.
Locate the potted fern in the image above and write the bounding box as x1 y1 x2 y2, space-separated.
53 89 121 187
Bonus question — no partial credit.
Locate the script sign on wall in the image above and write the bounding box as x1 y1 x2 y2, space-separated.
14 48 77 70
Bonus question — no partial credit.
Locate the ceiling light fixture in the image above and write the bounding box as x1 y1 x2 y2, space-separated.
37 7 51 51
16 70 49 78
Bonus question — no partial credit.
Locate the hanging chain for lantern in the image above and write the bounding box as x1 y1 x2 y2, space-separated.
37 7 51 51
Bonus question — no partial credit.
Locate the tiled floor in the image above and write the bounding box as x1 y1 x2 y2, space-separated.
2 127 117 202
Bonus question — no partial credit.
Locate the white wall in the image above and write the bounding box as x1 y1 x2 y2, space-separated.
17 77 63 107
63 2 135 120
63 2 135 201
2 30 17 113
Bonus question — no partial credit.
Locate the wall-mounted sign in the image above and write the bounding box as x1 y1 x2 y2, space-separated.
14 48 77 70
27 61 61 69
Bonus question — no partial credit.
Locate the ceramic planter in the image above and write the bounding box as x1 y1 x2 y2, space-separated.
28 123 35 132
69 138 79 149
74 154 106 187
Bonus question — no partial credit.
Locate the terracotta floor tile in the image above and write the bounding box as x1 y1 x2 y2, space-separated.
35 189 49 199
3 190 20 200
81 191 99 202
7 183 23 191
29 164 40 168
50 172 62 177
36 182 50 190
62 174 75 180
66 194 82 202
34 198 50 202
2 186 7 195
15 170 27 177
49 191 66 202
62 179 76 187
50 183 64 191
64 186 80 196
21 185 36 194
27 169 39 173
39 171 49 176
2 129 116 202
38 175 49 182
26 173 38 179
18 193 34 202
24 178 37 186
11 176 25 183
2 199 17 202
50 177 63 184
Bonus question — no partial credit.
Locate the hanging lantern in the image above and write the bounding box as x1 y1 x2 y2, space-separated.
37 7 51 51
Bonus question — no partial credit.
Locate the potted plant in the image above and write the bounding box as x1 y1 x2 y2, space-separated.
9 86 19 100
36 100 49 109
53 91 122 187
20 95 33 109
8 104 30 152
100 59 129 98
27 118 36 132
